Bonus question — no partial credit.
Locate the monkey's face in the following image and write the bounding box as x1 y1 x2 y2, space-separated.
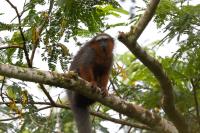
93 33 114 53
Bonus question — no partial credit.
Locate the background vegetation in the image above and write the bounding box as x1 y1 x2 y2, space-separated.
0 0 199 133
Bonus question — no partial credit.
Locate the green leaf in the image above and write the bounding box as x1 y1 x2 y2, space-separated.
0 22 16 32
7 86 17 99
107 22 127 28
10 32 24 46
113 8 129 15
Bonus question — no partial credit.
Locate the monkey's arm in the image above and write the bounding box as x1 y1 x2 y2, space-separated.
79 65 97 88
78 46 98 88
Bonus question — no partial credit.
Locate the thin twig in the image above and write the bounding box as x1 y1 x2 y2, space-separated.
0 77 6 103
37 0 56 105
5 0 31 67
0 100 151 130
90 111 152 130
27 0 56 106
10 0 28 22
191 79 200 126
30 0 54 64
0 105 52 122
0 45 23 50
39 84 56 105
0 116 20 122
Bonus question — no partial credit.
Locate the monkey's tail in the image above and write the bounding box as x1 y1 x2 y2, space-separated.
71 103 92 133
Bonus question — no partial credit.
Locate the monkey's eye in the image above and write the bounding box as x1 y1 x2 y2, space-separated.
97 39 108 51
97 38 108 42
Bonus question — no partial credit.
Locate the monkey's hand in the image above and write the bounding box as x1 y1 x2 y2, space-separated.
91 82 97 89
101 87 109 97
90 82 108 97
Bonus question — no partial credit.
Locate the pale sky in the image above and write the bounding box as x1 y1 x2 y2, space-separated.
0 0 180 61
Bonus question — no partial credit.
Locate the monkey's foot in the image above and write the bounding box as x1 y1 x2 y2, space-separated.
90 83 101 94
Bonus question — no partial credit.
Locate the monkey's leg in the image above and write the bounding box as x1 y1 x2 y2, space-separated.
99 72 109 96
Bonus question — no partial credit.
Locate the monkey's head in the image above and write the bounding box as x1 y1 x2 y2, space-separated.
91 33 115 54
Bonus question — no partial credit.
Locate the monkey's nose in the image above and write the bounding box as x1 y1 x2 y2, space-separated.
99 41 107 48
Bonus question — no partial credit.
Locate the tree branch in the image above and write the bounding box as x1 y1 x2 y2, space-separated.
0 64 178 133
0 101 151 130
5 0 31 67
0 105 52 122
90 111 152 130
1 22 56 109
0 116 20 122
27 0 56 105
30 0 54 65
191 79 200 126
4 0 56 106
38 83 56 105
0 76 6 103
118 0 189 133
0 41 56 108
0 45 23 50
127 0 160 43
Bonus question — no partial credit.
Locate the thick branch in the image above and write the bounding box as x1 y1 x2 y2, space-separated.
128 0 160 42
118 0 189 133
0 64 178 133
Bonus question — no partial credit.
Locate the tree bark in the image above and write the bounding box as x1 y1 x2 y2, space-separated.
0 64 178 133
118 0 189 132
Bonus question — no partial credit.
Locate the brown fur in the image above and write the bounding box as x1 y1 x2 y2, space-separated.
67 33 114 133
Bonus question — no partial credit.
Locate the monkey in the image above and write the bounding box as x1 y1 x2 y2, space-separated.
67 33 114 133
